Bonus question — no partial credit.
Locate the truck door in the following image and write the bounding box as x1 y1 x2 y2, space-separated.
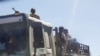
43 25 53 56
29 22 45 56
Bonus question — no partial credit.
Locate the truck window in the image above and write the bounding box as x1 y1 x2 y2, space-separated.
0 24 27 56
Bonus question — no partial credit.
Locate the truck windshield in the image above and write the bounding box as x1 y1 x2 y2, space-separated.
0 24 27 56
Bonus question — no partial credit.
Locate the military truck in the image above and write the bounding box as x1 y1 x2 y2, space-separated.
0 13 90 56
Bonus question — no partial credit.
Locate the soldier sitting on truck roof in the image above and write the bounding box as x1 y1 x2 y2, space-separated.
30 8 40 19
12 8 20 15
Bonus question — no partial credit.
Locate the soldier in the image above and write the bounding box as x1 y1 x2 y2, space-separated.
30 8 40 19
58 26 66 56
5 33 17 55
53 27 60 56
64 29 72 45
64 29 72 54
12 8 20 15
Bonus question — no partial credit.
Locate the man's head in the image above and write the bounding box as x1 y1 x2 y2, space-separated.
31 8 36 14
64 29 68 34
59 26 64 33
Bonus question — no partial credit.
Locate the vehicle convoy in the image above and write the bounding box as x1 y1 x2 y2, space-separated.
0 10 90 56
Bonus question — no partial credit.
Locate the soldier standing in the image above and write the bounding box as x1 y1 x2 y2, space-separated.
58 27 66 56
64 29 72 54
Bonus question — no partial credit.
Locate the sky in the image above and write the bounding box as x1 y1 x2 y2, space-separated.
0 0 100 56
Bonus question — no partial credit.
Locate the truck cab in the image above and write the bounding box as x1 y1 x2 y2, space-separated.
0 13 56 56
